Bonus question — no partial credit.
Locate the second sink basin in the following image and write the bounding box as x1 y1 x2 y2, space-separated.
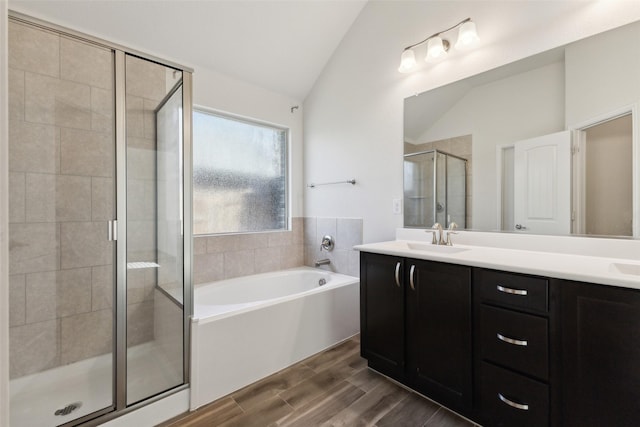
406 242 469 254
610 262 640 276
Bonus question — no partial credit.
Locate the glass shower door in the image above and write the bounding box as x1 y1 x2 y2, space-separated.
9 14 192 426
8 20 116 426
124 55 185 404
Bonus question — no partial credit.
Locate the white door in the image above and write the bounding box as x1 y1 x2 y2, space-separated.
513 131 571 234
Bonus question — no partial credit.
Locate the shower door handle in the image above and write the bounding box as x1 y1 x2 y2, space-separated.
108 220 118 241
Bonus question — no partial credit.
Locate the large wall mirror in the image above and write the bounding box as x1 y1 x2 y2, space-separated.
404 20 640 238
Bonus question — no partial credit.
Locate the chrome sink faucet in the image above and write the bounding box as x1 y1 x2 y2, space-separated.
430 223 445 245
428 222 458 246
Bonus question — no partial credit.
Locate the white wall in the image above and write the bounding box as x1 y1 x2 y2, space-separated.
565 20 640 127
303 0 640 243
1 0 9 425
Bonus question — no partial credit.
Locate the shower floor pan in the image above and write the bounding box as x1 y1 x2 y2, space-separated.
10 341 182 427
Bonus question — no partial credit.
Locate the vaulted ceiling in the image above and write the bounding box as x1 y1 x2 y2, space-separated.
9 0 367 101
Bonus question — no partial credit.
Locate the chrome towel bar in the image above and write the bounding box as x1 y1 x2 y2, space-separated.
307 179 356 188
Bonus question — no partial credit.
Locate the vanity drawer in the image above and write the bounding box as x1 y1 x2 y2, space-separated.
475 269 548 313
477 361 549 427
478 305 548 380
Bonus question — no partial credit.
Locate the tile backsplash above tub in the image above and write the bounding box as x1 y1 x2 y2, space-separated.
192 217 363 285
304 217 362 278
193 218 304 284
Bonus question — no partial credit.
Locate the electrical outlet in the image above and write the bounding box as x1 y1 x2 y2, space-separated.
393 198 402 214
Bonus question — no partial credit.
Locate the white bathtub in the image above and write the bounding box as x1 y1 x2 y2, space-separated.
190 267 360 410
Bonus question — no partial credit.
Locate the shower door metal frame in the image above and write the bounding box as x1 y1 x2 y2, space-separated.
8 11 194 427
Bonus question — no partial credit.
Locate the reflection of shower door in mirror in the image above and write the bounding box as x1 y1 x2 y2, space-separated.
125 55 185 405
8 21 116 426
404 152 436 227
404 150 467 229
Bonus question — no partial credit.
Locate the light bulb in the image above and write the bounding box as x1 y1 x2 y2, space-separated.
455 20 479 50
425 37 448 62
398 49 417 73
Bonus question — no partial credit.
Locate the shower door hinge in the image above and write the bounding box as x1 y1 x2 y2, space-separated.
108 220 118 241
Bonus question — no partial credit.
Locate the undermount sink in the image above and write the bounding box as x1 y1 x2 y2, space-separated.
610 262 640 276
406 242 469 254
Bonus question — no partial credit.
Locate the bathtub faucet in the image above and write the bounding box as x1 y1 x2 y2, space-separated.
315 259 331 267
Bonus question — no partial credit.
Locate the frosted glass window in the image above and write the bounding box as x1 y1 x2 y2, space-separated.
193 110 288 235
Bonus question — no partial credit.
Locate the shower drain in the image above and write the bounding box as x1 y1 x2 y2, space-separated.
54 402 82 416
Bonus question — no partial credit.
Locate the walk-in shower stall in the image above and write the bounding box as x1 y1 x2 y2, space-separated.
7 13 192 426
403 150 467 229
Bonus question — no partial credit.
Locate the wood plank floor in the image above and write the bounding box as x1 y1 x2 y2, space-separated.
161 336 478 427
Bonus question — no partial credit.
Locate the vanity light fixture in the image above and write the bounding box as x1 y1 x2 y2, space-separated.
398 17 479 73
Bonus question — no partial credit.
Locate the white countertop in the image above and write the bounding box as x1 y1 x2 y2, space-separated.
354 239 640 290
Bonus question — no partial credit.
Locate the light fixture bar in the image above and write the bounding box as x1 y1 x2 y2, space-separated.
398 17 477 73
401 17 471 52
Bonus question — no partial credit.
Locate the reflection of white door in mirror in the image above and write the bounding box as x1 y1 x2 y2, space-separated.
511 131 571 234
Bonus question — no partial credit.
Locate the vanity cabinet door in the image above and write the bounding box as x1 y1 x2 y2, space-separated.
555 279 640 427
406 259 473 412
360 252 405 382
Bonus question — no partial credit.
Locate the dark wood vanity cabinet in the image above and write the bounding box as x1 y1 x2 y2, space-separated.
553 279 640 427
359 252 406 382
359 252 473 412
360 252 640 427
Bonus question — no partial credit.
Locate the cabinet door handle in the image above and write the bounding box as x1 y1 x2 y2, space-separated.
394 262 401 288
497 333 528 347
498 393 529 411
497 284 528 296
409 265 416 291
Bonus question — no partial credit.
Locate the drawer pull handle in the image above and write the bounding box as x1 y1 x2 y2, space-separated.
498 393 529 411
497 333 528 347
395 262 401 287
497 284 528 296
409 265 416 291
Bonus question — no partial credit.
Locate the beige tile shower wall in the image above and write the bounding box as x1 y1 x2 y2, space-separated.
303 217 362 277
193 218 304 285
7 22 118 379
